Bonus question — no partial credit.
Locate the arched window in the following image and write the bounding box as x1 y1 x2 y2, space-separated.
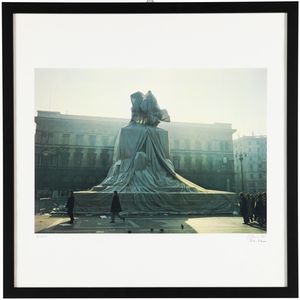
195 157 202 169
100 150 109 168
76 134 84 145
184 156 192 170
89 135 96 146
87 149 97 167
59 149 70 167
74 149 83 167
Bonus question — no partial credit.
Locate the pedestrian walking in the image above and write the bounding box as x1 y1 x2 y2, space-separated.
66 190 75 224
239 192 249 224
110 191 125 223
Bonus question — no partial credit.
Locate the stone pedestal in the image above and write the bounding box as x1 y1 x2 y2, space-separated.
74 191 238 215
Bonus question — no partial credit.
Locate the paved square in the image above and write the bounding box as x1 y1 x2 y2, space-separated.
36 214 266 234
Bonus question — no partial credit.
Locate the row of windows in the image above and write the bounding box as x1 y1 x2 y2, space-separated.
171 139 231 151
247 181 266 189
249 163 265 170
36 131 113 146
248 155 266 161
248 173 265 180
234 141 266 156
171 156 233 171
235 147 266 154
247 140 266 146
36 150 111 168
36 131 233 152
236 173 265 180
36 151 234 172
234 155 266 163
235 163 266 172
235 139 266 146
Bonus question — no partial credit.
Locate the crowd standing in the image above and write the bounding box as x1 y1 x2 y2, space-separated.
239 192 267 228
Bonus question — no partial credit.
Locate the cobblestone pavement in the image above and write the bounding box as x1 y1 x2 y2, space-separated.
36 214 266 234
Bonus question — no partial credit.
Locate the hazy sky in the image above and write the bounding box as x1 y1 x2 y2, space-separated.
35 69 266 137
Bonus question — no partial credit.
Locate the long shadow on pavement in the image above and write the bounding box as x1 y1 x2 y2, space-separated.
37 215 198 234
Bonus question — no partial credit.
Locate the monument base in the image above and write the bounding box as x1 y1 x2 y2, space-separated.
74 191 238 215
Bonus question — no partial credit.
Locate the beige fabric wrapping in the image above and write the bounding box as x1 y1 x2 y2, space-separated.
75 124 237 214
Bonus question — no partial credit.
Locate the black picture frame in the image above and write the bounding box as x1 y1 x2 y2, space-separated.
3 1 298 298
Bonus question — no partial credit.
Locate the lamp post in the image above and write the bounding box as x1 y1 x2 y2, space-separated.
235 152 247 192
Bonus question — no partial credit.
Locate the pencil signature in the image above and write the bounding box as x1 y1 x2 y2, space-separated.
248 235 267 243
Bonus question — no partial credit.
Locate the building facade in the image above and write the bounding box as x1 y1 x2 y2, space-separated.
35 111 236 203
161 122 236 191
233 135 267 193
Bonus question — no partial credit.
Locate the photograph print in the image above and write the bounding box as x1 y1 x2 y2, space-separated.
34 68 267 234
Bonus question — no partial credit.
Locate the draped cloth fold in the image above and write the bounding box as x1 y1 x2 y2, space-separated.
91 124 219 193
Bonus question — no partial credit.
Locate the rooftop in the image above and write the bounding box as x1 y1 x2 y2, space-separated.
36 111 235 131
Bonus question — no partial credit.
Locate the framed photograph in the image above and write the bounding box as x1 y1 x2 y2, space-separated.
3 1 298 298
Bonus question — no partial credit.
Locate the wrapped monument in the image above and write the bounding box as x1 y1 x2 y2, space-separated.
75 91 238 214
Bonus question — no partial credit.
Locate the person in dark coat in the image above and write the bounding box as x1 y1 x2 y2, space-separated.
255 192 264 226
252 193 256 213
253 192 259 221
66 191 75 224
110 191 125 223
239 192 249 224
246 193 254 223
262 192 267 226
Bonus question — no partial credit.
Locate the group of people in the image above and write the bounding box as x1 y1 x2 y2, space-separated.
239 192 267 227
65 190 124 224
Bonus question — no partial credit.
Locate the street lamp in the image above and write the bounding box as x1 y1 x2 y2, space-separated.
235 152 247 192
